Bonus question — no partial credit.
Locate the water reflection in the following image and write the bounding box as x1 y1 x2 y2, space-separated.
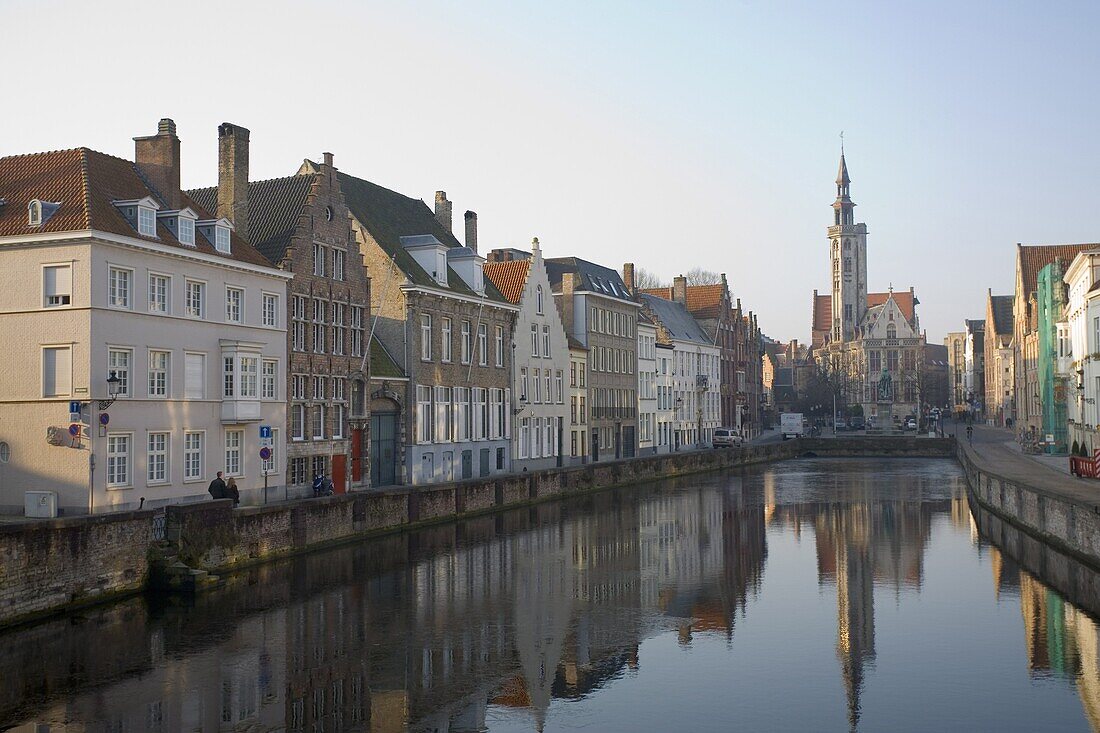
5 460 1100 731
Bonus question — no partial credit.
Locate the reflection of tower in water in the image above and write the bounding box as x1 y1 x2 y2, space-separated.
832 503 875 732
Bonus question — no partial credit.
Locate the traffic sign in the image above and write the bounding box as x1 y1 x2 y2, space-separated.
259 425 272 440
99 413 110 426
68 423 81 437
68 400 82 414
259 446 272 460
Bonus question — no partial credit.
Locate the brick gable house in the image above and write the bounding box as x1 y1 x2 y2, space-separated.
190 143 372 494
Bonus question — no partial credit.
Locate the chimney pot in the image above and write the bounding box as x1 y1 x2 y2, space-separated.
218 122 250 241
323 152 334 167
623 263 635 294
464 210 477 253
134 118 182 209
434 191 452 233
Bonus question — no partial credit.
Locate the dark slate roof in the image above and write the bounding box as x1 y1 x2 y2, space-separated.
965 319 985 332
545 257 635 303
337 170 507 303
989 294 1014 336
0 148 272 267
924 343 949 365
639 293 712 345
370 336 405 380
187 174 315 265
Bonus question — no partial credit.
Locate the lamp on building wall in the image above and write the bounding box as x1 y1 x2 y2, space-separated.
98 373 122 410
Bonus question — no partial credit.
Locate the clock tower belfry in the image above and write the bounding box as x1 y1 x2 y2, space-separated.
828 152 868 343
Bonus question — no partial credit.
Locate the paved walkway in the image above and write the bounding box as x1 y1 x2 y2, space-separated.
963 423 1100 511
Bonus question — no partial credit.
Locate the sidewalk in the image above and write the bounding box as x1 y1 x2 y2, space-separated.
963 424 1100 511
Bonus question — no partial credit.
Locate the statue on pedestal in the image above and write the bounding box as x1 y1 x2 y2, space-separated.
877 367 892 402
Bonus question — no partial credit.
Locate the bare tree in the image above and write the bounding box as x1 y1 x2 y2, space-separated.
633 267 667 289
685 268 721 286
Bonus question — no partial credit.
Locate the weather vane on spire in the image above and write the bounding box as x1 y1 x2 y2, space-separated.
840 130 845 155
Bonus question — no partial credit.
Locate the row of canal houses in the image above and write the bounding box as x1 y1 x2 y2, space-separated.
953 242 1100 455
0 119 762 515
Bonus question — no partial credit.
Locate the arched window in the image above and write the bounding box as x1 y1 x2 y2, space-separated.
887 323 897 339
536 285 544 314
844 258 851 273
28 200 42 226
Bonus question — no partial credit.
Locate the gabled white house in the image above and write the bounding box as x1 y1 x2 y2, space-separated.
485 240 571 471
1064 250 1100 452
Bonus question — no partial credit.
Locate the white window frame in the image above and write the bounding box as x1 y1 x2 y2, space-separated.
333 404 345 440
106 433 132 488
478 324 487 366
333 249 345 281
224 429 243 477
137 206 157 237
313 243 326 277
108 266 132 309
311 404 326 440
495 326 504 367
421 313 432 361
262 292 279 328
148 349 169 398
542 325 551 358
108 347 132 397
225 286 243 323
215 225 231 253
184 431 204 482
185 279 205 318
178 215 195 245
461 321 472 365
291 404 305 441
148 272 170 314
184 352 205 400
262 359 278 400
441 318 452 363
147 432 169 485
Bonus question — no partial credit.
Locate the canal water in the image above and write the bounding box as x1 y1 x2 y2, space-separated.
3 458 1100 732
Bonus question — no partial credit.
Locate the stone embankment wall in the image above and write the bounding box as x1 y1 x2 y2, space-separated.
959 443 1100 570
0 510 154 628
0 436 955 628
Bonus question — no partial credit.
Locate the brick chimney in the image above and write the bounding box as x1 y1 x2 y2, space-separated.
464 210 477 252
134 118 181 209
218 122 250 241
434 191 452 233
560 272 578 340
623 263 635 294
672 275 688 305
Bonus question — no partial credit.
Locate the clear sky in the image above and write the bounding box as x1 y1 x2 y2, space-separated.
3 0 1098 343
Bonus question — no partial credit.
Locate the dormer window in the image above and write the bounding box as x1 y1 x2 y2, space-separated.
157 208 198 246
113 196 161 238
28 199 60 227
179 216 195 245
215 225 231 253
138 205 157 237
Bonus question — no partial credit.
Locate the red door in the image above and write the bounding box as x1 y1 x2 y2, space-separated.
351 428 363 483
332 454 347 494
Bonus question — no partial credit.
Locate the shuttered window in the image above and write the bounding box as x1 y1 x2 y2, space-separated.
185 353 205 399
43 346 71 397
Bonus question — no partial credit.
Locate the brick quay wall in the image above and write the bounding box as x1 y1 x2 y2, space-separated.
958 441 1100 572
0 436 954 629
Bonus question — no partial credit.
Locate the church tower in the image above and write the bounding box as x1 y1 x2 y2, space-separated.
828 152 868 342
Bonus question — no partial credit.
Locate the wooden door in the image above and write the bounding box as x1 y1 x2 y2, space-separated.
332 454 347 494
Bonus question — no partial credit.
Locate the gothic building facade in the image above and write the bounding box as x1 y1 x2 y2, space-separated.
812 154 927 423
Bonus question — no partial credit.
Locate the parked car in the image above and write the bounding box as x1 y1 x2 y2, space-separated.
713 427 743 448
904 416 917 431
848 416 866 431
833 418 847 431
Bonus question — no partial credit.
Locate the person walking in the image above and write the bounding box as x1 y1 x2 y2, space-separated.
312 472 324 498
208 471 227 500
967 424 973 443
226 477 240 507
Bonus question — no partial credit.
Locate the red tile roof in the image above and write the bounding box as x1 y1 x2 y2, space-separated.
1018 243 1098 296
812 290 917 333
483 259 530 305
867 290 916 323
639 283 727 319
0 148 272 267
